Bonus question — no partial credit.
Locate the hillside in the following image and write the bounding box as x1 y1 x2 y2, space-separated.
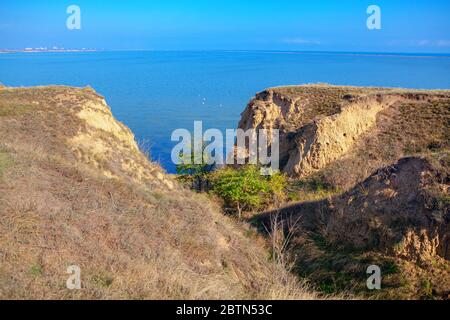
242 84 450 299
0 85 318 299
255 156 449 298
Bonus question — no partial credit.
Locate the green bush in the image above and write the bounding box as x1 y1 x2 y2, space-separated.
210 165 286 219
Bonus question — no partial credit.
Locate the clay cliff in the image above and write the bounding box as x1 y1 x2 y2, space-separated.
239 84 450 188
243 84 450 299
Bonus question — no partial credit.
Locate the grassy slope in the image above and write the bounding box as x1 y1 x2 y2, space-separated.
0 86 319 299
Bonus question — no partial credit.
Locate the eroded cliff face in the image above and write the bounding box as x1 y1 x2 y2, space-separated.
244 85 450 260
326 157 449 262
68 90 175 190
239 85 450 184
284 96 393 176
246 85 450 298
256 156 450 298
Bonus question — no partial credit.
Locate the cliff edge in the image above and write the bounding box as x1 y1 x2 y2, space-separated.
239 84 450 188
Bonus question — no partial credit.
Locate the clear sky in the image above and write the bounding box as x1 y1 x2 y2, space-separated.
1 0 449 53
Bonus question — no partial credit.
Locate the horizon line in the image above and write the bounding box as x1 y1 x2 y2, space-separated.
1 48 450 57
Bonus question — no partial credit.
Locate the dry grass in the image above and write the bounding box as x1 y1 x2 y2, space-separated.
0 146 14 177
0 85 319 300
306 91 450 190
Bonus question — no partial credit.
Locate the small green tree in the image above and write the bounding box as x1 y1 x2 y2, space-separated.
267 170 288 206
176 153 213 176
210 165 286 219
176 144 214 191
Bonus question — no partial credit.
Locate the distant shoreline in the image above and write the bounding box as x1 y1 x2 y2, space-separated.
0 49 98 54
0 49 449 58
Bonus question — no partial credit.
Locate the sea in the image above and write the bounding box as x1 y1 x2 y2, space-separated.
1 50 449 172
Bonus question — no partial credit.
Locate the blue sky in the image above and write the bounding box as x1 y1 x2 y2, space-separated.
1 0 449 52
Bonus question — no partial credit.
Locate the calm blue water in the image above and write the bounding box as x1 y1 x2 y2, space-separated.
1 51 449 172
